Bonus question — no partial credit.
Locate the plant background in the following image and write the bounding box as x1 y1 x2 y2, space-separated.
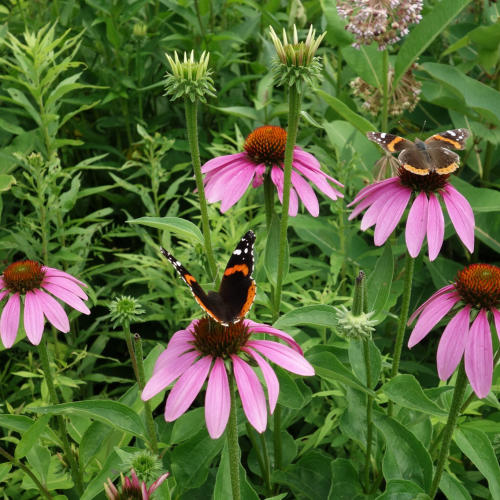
0 0 499 499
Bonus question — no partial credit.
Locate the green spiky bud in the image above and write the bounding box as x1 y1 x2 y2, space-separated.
108 295 145 328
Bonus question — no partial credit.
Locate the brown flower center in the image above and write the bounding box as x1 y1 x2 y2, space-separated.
398 166 450 193
244 125 287 165
2 260 45 294
193 318 251 358
455 263 500 309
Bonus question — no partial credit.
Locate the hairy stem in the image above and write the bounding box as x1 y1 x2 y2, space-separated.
227 373 241 500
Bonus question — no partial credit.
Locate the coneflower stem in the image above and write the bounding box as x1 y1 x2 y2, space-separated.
363 338 373 492
0 445 53 500
273 405 283 471
381 50 389 131
263 173 275 230
184 99 217 281
123 323 140 382
37 339 84 494
388 252 415 416
429 362 468 498
245 424 271 495
134 334 159 455
227 373 241 500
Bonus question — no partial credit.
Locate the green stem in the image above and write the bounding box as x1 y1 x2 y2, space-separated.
388 252 415 416
273 405 282 471
37 339 84 494
245 424 271 495
227 374 241 500
0 445 53 500
134 334 159 454
123 323 140 382
184 99 217 280
263 173 275 230
363 339 374 492
381 50 389 131
273 84 301 321
429 362 468 498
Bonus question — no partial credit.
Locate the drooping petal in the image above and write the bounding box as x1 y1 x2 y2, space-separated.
293 147 344 187
246 320 303 352
426 193 445 261
142 350 198 400
205 358 230 438
24 291 45 345
492 308 500 342
373 187 412 245
436 305 471 381
408 292 461 348
359 183 403 230
42 267 86 287
408 285 456 324
271 166 298 216
0 277 6 290
42 275 88 300
465 309 493 398
291 170 320 216
231 355 267 433
219 164 256 212
252 164 266 188
153 329 195 374
0 290 8 302
204 163 248 203
201 152 249 174
348 190 381 221
34 289 70 333
441 184 475 253
243 347 279 414
292 162 343 200
42 282 90 315
164 355 212 421
0 293 20 348
247 339 315 376
348 177 399 206
405 192 428 258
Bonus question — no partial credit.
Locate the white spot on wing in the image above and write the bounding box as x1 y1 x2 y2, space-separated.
233 249 242 255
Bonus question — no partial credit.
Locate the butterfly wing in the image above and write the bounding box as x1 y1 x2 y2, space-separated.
366 132 414 153
160 248 228 323
424 129 470 150
217 230 256 324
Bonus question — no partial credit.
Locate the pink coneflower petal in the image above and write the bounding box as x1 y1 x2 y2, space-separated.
201 152 248 174
248 339 315 376
43 276 88 300
405 192 428 258
373 187 412 245
243 347 279 413
426 193 445 261
292 161 343 200
231 355 267 433
205 163 248 203
272 166 299 216
149 473 170 493
294 148 344 187
359 182 404 230
43 267 86 287
291 170 320 216
0 290 7 301
252 164 266 188
348 177 399 206
437 305 471 381
205 358 230 438
408 292 461 348
348 190 380 221
42 282 90 315
464 309 492 398
220 165 256 212
164 356 212 421
153 329 195 374
408 285 456 324
492 309 500 342
143 350 198 400
0 293 20 348
24 291 45 345
441 184 475 253
246 320 303 353
34 289 70 333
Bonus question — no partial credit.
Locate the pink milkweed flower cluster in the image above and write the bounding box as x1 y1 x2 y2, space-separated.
348 168 474 261
202 125 343 217
0 260 90 348
408 263 500 398
142 317 315 439
104 469 169 500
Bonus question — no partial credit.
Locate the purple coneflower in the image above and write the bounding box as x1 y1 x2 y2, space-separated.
408 263 500 398
202 125 343 217
0 260 90 348
142 317 315 439
348 167 474 260
105 469 169 500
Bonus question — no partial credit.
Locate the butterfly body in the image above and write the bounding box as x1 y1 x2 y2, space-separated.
367 129 470 176
161 231 256 326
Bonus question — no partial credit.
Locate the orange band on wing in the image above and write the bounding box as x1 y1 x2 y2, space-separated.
237 282 256 319
403 164 430 176
435 163 458 175
184 274 197 285
387 136 404 152
224 264 249 276
432 135 462 149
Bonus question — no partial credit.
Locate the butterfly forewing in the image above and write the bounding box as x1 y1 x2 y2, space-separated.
425 129 469 150
366 132 413 153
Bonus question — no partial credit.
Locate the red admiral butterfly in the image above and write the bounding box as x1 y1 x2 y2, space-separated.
161 231 256 326
367 129 470 176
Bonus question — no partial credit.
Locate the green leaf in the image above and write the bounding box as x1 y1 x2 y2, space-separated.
451 177 500 213
327 458 363 500
439 472 472 500
421 62 500 125
0 414 58 443
455 427 500 499
265 213 288 286
209 105 259 121
15 414 51 459
273 305 338 330
321 0 354 47
317 90 376 135
394 0 472 87
0 174 16 192
377 479 429 499
374 413 433 491
26 444 51 487
342 44 384 88
366 244 393 318
382 375 448 417
33 400 146 439
128 216 204 246
348 339 381 389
